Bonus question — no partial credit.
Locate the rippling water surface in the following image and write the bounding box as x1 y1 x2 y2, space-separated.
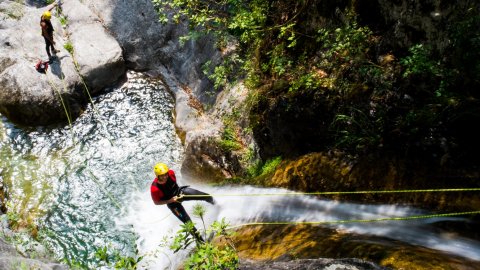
0 71 184 268
1 71 479 269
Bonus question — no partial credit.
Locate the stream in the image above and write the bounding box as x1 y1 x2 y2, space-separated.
1 71 479 269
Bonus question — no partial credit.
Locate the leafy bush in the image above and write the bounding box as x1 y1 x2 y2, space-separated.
63 42 74 55
95 245 144 270
400 44 441 78
164 204 239 270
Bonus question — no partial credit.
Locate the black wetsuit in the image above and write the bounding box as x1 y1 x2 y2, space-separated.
40 17 56 58
151 172 214 241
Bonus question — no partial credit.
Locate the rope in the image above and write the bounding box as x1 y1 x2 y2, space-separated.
45 72 75 143
182 187 480 198
73 62 115 146
87 170 122 210
227 210 480 229
55 4 115 147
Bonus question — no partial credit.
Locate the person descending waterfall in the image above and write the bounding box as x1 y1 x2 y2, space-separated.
150 162 215 242
40 2 60 60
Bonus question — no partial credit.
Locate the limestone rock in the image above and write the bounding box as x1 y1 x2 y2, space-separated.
0 0 125 125
0 239 67 270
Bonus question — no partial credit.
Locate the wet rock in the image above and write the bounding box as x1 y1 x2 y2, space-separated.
182 136 241 183
233 224 480 270
239 258 389 270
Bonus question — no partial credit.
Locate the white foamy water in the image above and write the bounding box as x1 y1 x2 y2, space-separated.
120 184 480 269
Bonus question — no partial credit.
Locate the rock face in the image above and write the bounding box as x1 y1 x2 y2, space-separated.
0 238 67 270
80 0 220 104
357 0 477 53
239 258 389 270
0 0 125 125
1 0 222 175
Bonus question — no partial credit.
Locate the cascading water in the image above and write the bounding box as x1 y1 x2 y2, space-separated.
1 71 479 269
0 71 184 268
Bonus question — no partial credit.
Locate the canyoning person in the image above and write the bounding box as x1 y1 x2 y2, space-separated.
150 162 215 242
40 2 60 60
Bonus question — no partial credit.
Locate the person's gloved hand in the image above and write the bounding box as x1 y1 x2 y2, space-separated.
176 194 185 203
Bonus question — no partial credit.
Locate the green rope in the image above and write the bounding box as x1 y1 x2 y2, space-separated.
228 210 480 229
45 72 75 143
183 187 480 198
73 60 115 146
56 3 115 147
87 170 122 210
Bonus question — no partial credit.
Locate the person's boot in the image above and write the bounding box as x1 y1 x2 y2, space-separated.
192 230 205 243
206 196 216 205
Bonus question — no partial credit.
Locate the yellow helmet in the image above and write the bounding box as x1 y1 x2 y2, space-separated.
42 11 51 20
154 163 169 176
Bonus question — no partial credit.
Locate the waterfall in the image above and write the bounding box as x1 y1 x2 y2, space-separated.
1 71 479 269
123 184 480 269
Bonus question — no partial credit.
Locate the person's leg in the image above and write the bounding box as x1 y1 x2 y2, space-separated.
180 187 215 204
167 202 204 242
167 202 191 223
44 37 52 58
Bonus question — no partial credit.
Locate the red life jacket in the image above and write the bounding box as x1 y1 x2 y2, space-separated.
150 170 179 203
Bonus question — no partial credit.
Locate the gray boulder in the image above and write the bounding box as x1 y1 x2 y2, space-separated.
0 238 67 270
81 0 220 103
0 0 125 125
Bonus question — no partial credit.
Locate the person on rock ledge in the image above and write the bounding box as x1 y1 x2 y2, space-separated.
40 1 60 60
150 162 215 242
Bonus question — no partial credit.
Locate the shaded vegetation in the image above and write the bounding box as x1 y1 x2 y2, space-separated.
152 1 480 173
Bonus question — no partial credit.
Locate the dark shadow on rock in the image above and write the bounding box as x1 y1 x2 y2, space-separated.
49 55 65 79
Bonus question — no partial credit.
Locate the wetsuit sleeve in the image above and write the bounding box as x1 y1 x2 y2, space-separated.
150 181 164 204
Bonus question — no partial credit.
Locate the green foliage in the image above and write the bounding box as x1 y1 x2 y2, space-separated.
261 156 282 176
63 42 74 55
400 44 441 78
331 108 383 152
247 156 282 177
184 240 238 270
219 126 242 151
168 218 238 270
219 110 244 152
317 22 372 62
6 210 20 228
151 0 310 90
59 15 68 26
170 221 199 252
95 245 144 270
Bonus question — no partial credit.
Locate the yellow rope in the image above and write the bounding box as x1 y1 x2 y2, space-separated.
228 210 480 229
45 72 75 143
74 60 115 146
183 187 480 198
56 2 115 147
87 170 122 210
